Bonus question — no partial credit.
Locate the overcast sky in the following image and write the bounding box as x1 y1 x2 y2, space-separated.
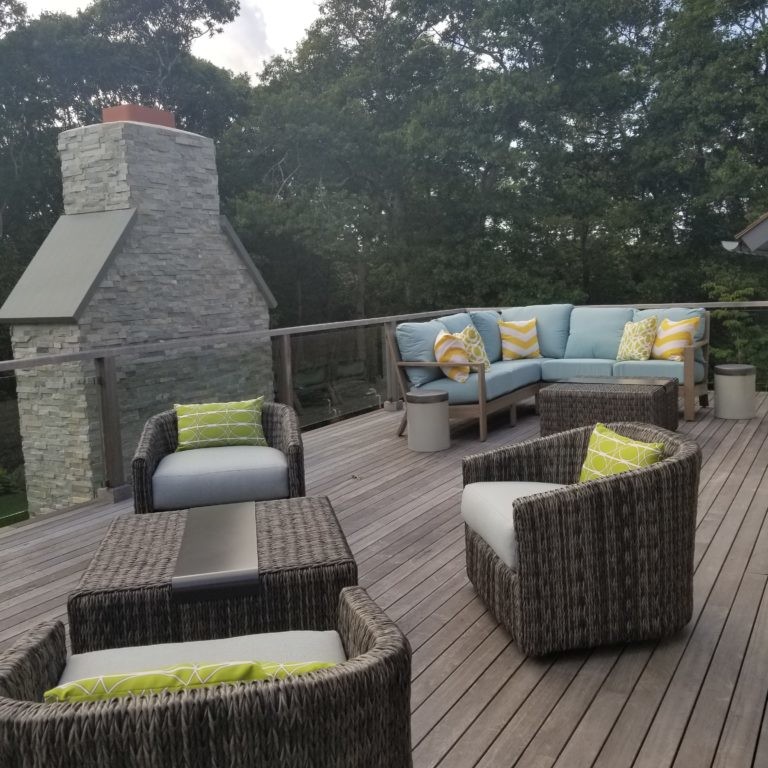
23 0 322 80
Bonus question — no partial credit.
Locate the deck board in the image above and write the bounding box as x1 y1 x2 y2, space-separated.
1 397 767 766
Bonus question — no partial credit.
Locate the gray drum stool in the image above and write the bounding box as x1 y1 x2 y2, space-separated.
405 390 450 452
715 364 756 419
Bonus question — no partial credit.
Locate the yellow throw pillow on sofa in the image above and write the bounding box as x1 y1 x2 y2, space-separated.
459 325 491 372
434 330 470 382
579 423 665 482
652 317 700 361
616 316 658 361
498 319 541 360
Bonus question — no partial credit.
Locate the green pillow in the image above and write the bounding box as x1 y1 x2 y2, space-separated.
175 397 266 451
44 659 335 703
616 316 658 361
579 423 665 482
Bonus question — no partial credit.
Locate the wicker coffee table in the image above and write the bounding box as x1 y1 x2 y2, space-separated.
538 377 679 436
68 496 357 653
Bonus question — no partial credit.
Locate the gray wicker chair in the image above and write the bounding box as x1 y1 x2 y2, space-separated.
0 587 412 768
462 423 701 656
132 401 305 514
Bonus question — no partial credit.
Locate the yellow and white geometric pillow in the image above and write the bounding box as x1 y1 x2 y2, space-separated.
651 317 700 361
44 659 335 703
434 330 470 382
498 318 541 360
579 423 665 482
459 325 491 372
616 316 658 361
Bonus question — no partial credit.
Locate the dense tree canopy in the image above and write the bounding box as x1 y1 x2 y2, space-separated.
2 0 768 338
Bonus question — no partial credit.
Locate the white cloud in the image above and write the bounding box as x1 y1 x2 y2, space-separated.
23 0 321 80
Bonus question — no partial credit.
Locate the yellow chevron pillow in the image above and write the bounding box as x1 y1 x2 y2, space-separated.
652 317 700 361
434 330 470 382
498 319 541 360
459 325 491 372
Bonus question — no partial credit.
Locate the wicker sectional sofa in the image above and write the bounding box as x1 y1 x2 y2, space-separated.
387 304 710 440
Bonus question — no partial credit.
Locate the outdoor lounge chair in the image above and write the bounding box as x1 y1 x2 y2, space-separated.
132 401 305 514
0 587 412 768
461 423 701 655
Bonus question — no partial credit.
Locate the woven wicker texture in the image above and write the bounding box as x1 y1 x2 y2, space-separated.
132 402 305 514
68 497 357 653
463 423 701 655
538 379 679 436
1 588 413 768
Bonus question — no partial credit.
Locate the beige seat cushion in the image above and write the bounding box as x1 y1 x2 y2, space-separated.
60 630 347 685
461 481 567 570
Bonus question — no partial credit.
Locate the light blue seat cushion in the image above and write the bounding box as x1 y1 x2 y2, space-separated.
613 359 706 384
500 304 573 359
152 446 289 511
633 307 707 363
438 312 474 333
540 358 615 381
418 359 542 405
469 310 503 362
564 307 634 359
395 320 446 387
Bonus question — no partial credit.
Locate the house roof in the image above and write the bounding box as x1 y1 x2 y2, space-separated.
728 211 768 254
0 211 277 325
0 209 137 324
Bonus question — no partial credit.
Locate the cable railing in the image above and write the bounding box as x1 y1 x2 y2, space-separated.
0 301 766 519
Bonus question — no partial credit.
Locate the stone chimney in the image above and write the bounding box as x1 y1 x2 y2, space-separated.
1 107 276 514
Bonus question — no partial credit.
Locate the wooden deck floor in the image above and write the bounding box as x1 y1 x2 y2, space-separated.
3 398 768 766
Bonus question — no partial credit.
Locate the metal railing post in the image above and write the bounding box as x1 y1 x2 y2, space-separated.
95 355 125 489
383 321 400 404
277 334 294 405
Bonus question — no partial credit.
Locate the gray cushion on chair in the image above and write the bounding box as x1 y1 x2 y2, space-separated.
461 481 566 570
152 445 290 510
60 629 347 684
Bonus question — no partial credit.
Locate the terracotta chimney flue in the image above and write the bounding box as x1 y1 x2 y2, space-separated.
102 105 176 128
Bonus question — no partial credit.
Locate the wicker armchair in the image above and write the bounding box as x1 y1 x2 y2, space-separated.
462 423 701 656
132 402 305 514
0 587 412 768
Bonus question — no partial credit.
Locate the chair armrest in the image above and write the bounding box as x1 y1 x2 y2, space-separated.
131 410 177 514
463 427 592 486
512 443 700 651
336 587 411 666
0 621 66 701
262 401 305 497
395 361 486 370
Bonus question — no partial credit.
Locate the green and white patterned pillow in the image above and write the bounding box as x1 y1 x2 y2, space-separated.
175 397 266 451
579 423 665 482
44 659 335 703
459 325 491 372
616 316 658 362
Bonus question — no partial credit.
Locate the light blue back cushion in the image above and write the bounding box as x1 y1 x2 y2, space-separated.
438 312 473 333
633 307 707 363
469 311 502 362
564 307 634 359
395 320 446 387
500 304 573 359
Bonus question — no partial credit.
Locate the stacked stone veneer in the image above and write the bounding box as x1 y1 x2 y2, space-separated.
12 120 273 514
